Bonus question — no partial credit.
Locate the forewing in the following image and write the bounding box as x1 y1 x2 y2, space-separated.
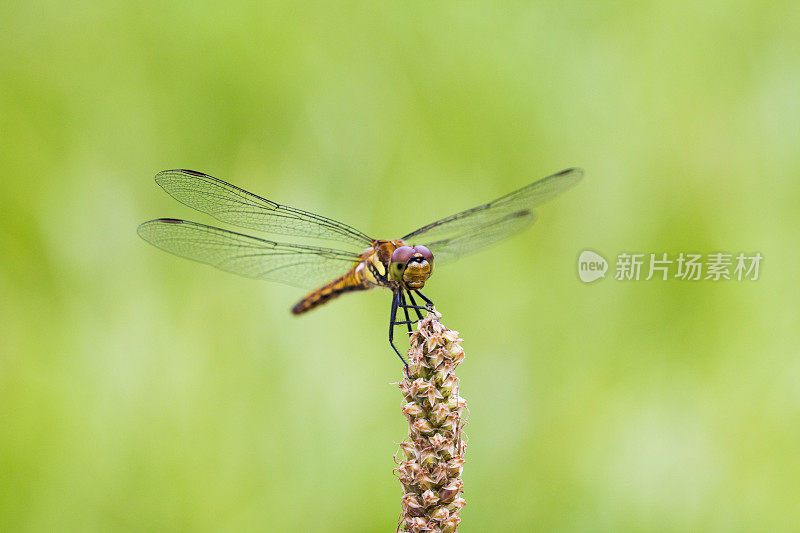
138 219 361 289
155 169 373 248
422 210 538 263
403 168 582 262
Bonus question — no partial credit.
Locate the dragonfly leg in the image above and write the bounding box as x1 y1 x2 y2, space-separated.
405 291 425 320
389 290 411 378
413 289 435 310
399 291 413 334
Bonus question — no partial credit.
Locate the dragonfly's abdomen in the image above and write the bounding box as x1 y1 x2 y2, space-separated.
291 267 371 315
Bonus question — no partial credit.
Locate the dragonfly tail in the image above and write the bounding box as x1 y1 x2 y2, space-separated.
291 269 370 315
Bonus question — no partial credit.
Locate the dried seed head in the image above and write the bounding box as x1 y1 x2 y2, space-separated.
395 309 467 532
402 402 426 419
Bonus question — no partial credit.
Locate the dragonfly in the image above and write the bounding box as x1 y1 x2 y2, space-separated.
138 168 583 374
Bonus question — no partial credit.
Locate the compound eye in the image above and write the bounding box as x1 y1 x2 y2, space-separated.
391 246 415 265
413 245 433 262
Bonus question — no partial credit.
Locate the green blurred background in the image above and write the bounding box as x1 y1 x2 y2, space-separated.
2 2 799 531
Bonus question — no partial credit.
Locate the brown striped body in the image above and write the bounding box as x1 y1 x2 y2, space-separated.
291 239 406 314
291 267 371 314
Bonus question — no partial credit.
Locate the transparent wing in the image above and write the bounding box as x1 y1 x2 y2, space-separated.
403 168 583 263
137 218 361 289
154 169 373 249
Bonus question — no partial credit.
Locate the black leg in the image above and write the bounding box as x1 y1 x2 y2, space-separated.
389 290 410 378
414 289 434 309
405 291 425 321
399 291 414 334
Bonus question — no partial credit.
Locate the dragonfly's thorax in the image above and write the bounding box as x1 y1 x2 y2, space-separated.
357 240 402 287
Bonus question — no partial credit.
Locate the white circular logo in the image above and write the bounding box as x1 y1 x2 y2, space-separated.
578 250 608 283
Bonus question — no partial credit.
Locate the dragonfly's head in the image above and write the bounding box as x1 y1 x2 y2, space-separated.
389 245 434 289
